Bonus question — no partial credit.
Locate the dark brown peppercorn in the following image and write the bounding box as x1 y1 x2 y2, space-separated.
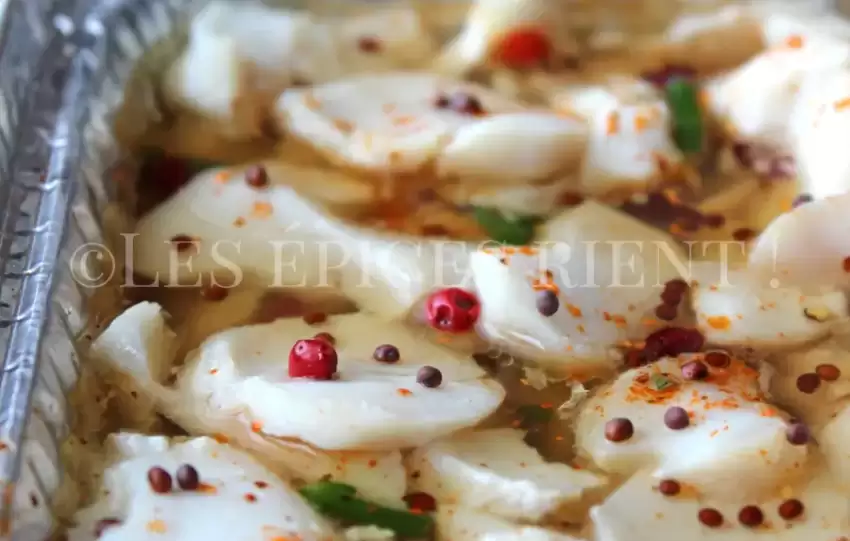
170 234 198 253
698 508 724 527
704 351 731 369
660 288 684 307
201 284 228 301
403 492 437 512
791 193 813 208
604 418 634 442
95 518 122 537
655 303 677 321
434 93 451 108
815 363 841 382
373 344 401 364
449 92 485 116
357 36 382 53
674 216 701 232
738 505 764 527
558 191 585 206
786 422 810 445
536 290 560 317
245 165 269 188
732 227 757 242
702 213 726 229
417 366 443 388
147 467 172 494
796 372 821 394
681 360 709 381
314 332 335 345
778 498 804 520
176 464 200 491
664 406 690 430
657 479 680 496
303 312 327 325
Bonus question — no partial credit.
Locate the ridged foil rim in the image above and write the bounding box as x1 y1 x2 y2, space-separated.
0 1 202 538
0 0 91 538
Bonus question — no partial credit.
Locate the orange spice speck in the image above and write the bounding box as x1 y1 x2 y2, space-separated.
785 34 804 48
333 118 354 133
368 459 378 468
252 202 273 219
214 171 232 184
198 482 217 494
835 97 850 111
566 304 582 318
397 388 413 397
233 216 246 228
706 315 731 330
245 493 258 503
251 421 263 433
213 433 230 444
606 111 620 135
209 368 219 375
147 520 167 534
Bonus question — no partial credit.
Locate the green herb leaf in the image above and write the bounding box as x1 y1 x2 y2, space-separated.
648 373 675 391
299 481 434 538
517 404 554 426
472 206 538 245
665 79 704 154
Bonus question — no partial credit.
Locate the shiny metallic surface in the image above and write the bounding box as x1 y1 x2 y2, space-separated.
0 1 90 538
0 0 847 539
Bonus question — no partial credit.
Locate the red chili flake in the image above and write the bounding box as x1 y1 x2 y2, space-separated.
170 234 198 253
698 508 724 527
358 36 382 53
403 492 437 512
425 288 481 333
288 339 338 380
843 256 850 273
254 481 269 489
303 312 328 325
244 493 257 503
732 227 757 242
492 27 552 69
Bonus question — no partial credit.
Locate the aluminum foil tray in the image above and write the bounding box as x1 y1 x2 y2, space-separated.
0 0 200 538
1 0 849 539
